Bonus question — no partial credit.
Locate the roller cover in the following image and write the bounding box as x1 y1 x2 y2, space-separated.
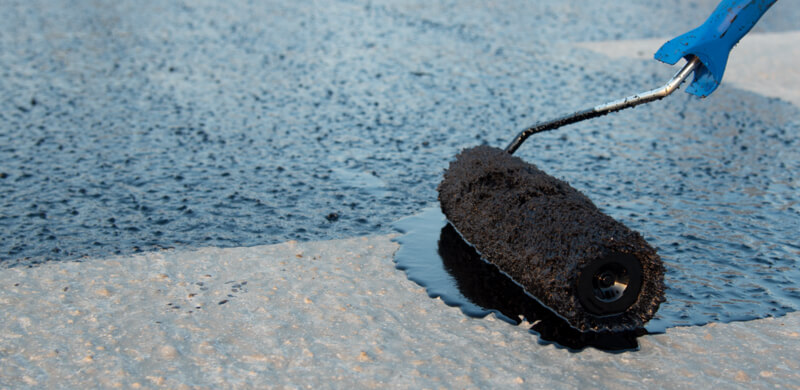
437 145 666 332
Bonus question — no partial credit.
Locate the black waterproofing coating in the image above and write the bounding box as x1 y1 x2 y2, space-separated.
437 145 666 332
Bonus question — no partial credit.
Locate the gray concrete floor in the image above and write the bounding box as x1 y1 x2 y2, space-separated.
1 235 799 389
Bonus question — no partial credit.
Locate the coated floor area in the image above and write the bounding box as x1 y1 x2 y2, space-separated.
2 0 799 267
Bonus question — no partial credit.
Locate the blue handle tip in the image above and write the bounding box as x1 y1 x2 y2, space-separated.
655 0 776 97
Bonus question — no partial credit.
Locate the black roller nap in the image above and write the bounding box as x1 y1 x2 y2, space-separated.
437 145 665 332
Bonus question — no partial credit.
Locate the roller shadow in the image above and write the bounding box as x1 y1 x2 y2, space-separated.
437 223 647 352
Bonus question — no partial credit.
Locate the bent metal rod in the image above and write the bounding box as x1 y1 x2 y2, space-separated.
505 55 702 155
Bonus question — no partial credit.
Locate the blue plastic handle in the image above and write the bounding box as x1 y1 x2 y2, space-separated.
655 0 776 97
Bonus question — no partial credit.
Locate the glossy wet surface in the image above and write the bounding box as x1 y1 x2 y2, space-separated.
394 208 646 352
2 0 799 272
394 206 799 338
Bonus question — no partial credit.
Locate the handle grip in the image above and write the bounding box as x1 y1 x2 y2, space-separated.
655 0 776 97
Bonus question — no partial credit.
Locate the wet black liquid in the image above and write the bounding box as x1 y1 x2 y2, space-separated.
393 206 798 351
393 207 645 352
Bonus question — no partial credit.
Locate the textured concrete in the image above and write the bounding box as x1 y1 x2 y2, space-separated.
1 235 799 389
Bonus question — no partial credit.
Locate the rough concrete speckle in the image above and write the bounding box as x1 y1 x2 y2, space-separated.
1 236 799 388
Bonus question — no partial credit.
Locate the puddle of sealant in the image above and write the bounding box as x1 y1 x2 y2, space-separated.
394 206 797 346
393 207 645 352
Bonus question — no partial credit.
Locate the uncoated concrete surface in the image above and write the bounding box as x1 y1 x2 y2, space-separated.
1 235 799 389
